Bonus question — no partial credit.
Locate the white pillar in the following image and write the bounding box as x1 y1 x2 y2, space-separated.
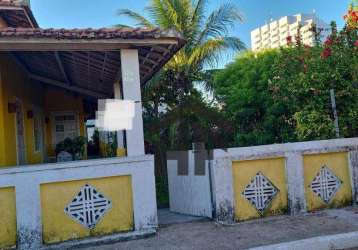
114 82 126 156
120 49 145 156
15 177 42 249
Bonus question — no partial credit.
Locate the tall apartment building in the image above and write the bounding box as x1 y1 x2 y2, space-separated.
251 13 330 51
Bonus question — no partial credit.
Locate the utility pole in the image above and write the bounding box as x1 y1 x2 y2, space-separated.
330 89 340 138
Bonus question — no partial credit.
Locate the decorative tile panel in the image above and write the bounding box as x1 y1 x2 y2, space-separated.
309 166 342 203
64 184 112 229
242 172 278 213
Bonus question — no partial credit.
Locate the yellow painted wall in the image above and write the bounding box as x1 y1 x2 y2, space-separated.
0 187 17 249
303 152 352 211
232 157 288 221
0 53 44 166
40 176 134 244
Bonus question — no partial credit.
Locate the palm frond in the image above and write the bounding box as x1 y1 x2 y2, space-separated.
188 36 245 69
191 0 206 25
146 0 173 28
171 0 192 29
117 9 155 28
197 3 243 44
188 0 206 46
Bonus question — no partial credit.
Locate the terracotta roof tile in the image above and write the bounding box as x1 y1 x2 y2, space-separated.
0 27 183 41
0 0 38 28
0 0 25 7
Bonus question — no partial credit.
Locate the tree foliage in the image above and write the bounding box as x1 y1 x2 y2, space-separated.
213 6 358 146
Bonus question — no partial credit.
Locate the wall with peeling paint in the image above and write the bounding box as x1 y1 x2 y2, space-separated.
0 155 157 249
212 138 358 223
232 157 288 221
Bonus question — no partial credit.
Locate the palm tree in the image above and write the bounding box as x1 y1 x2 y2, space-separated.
118 0 245 90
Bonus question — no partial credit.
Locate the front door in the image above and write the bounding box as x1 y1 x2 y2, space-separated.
15 98 26 165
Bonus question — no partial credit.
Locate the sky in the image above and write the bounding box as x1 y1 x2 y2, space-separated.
30 0 351 67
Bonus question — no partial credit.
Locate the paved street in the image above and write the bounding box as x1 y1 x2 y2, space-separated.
82 207 358 250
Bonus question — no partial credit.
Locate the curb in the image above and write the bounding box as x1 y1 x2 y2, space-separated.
42 229 157 250
248 231 358 250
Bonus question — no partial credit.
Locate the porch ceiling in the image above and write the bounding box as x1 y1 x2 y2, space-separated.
0 27 185 99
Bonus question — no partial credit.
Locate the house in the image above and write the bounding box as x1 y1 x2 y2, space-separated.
0 1 184 248
0 0 184 167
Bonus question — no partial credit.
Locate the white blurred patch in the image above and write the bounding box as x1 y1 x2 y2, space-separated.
95 99 135 131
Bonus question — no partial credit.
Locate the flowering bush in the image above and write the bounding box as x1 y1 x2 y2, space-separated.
344 3 358 29
214 4 358 146
270 5 358 140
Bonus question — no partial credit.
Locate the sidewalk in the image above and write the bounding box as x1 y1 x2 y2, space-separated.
82 207 358 250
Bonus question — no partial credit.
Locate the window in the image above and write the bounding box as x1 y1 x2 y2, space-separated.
33 110 43 152
53 112 79 145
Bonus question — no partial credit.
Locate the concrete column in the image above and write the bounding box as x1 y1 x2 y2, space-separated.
212 156 235 222
285 152 306 214
15 176 42 250
120 49 145 156
349 150 358 204
131 156 158 230
113 82 126 157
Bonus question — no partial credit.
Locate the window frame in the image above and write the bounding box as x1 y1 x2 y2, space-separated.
51 111 80 147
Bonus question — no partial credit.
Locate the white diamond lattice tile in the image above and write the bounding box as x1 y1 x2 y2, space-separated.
242 172 278 214
64 184 112 229
309 166 342 203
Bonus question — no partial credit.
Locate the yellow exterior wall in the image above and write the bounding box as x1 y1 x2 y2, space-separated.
232 157 288 221
0 187 17 249
0 53 45 166
40 176 134 244
303 152 352 211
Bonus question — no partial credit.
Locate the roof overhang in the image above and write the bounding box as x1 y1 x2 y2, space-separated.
0 28 185 99
0 1 38 28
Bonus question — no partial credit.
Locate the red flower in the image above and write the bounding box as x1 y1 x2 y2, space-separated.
355 40 358 47
286 35 292 44
321 47 331 59
324 37 333 46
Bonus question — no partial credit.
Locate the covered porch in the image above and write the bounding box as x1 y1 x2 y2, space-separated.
0 27 184 165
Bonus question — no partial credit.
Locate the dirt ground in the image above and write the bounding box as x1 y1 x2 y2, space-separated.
82 207 358 250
